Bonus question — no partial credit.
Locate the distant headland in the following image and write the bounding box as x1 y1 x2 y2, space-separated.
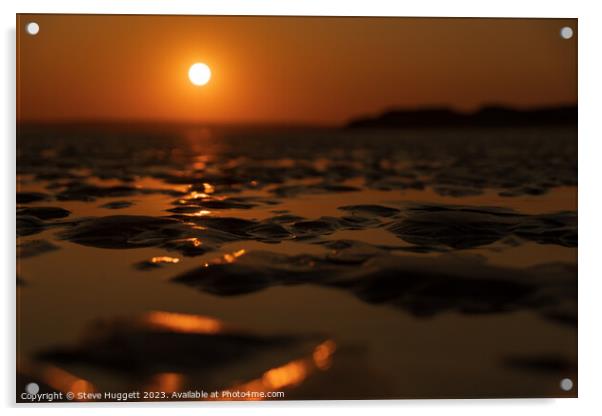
345 105 577 129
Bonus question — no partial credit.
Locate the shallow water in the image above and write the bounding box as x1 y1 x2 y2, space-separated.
16 124 577 400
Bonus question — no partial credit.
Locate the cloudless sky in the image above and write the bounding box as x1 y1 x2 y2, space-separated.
17 15 577 125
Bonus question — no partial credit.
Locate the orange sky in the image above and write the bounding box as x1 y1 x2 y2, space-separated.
17 15 577 125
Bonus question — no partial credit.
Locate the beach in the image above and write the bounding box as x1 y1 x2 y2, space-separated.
16 123 577 400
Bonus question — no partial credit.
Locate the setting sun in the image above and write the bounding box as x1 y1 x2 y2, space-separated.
188 62 211 86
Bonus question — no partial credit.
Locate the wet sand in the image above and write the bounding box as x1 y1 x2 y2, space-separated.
16 124 577 400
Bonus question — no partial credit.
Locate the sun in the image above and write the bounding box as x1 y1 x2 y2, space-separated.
188 63 211 86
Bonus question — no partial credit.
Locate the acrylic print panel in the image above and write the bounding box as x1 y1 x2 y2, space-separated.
16 14 577 402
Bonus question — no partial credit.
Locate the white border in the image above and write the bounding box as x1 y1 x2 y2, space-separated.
3 1 601 415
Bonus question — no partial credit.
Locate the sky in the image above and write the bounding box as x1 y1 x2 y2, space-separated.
17 15 577 125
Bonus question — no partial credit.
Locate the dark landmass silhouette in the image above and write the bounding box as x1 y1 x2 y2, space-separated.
346 105 577 129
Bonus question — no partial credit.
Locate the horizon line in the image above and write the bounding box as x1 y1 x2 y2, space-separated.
16 103 577 128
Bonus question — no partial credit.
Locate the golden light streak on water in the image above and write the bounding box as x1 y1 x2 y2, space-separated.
214 340 336 401
144 311 224 334
41 365 96 401
203 249 247 267
144 372 184 393
150 256 180 264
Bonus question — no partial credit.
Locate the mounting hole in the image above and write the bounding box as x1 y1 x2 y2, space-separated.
25 382 39 395
560 378 574 391
26 22 40 36
560 26 573 40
